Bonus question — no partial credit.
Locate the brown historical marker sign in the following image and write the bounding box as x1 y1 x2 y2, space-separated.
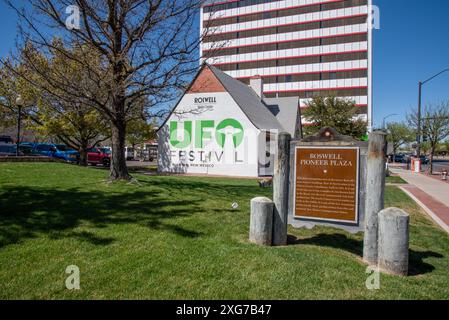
294 146 359 224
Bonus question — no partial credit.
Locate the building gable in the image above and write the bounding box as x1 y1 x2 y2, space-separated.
159 64 283 132
187 66 226 94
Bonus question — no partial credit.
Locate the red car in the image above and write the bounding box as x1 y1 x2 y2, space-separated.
87 147 111 167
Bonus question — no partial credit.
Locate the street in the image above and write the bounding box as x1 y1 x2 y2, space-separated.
126 160 156 167
422 160 449 173
392 159 449 173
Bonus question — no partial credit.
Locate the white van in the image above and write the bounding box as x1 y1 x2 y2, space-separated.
125 147 135 160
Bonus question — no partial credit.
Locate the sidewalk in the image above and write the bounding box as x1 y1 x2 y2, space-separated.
390 167 449 233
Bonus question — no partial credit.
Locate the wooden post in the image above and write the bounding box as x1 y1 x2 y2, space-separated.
363 131 387 265
378 208 410 276
273 132 291 246
249 197 274 246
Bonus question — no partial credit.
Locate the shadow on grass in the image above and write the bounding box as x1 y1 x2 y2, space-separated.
288 233 362 256
0 185 205 248
48 230 116 246
288 234 443 276
0 175 265 248
408 250 444 276
140 177 267 200
89 165 157 174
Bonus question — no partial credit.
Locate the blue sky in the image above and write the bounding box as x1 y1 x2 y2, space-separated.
0 0 448 128
373 0 449 127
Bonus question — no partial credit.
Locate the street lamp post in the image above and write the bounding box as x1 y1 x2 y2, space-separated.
15 95 24 157
382 113 398 130
417 68 449 157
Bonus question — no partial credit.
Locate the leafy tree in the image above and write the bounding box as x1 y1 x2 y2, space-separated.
408 102 449 174
0 62 16 129
302 96 367 139
31 104 110 166
5 0 214 180
435 142 447 153
444 141 449 153
36 41 111 165
386 122 414 162
0 57 41 141
126 118 156 151
2 42 111 165
420 141 431 155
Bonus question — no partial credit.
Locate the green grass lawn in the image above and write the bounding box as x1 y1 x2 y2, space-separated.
0 163 448 299
386 175 408 184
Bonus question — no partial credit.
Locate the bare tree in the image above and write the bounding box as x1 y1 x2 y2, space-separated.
408 101 449 174
4 0 217 180
386 122 414 162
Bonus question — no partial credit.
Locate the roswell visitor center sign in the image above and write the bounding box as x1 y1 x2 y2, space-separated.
288 128 368 233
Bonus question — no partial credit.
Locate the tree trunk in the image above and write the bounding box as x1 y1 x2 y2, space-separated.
428 147 435 176
79 149 88 166
110 119 131 180
78 140 89 166
110 50 131 181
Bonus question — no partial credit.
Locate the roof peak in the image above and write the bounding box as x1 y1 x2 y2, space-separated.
207 64 284 131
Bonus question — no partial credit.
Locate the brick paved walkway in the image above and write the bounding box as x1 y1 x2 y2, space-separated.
390 168 449 233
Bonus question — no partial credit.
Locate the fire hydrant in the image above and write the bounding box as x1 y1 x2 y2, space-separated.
442 170 448 181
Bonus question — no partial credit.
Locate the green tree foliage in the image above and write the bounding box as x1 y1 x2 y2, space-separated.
0 61 16 129
30 41 111 165
1 61 38 140
0 58 39 135
1 42 111 165
408 101 449 174
302 96 367 139
420 141 431 155
5 0 210 180
386 122 414 161
126 118 156 150
444 141 449 152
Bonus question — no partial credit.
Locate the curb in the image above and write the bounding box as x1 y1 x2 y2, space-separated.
399 186 449 235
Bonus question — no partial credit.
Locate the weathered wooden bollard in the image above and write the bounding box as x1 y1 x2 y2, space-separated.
273 132 291 246
249 197 274 246
363 131 387 265
378 208 410 276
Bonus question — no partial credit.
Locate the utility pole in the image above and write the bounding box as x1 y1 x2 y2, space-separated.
417 81 422 157
15 95 24 157
382 113 398 130
416 68 449 157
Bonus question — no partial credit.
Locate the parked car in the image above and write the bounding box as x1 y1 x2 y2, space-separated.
33 143 79 163
402 154 411 163
420 155 430 165
403 154 429 165
137 147 157 162
99 147 112 155
0 144 38 156
18 144 37 156
148 146 157 162
87 147 111 167
125 147 135 160
390 154 405 163
0 144 15 156
0 135 13 144
20 142 37 149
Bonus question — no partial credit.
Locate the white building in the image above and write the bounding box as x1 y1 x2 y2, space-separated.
200 0 373 131
157 64 301 177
